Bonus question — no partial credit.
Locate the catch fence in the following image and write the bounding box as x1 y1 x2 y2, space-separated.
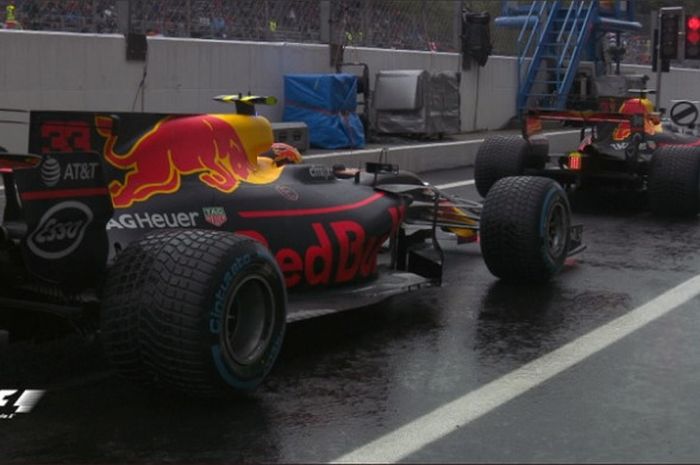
0 0 650 61
1 0 500 53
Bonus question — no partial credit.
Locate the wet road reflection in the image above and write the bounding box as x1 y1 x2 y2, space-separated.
475 281 628 367
2 167 700 462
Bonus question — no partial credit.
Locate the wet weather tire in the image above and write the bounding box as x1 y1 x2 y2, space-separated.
474 136 530 198
480 176 571 283
101 229 286 397
648 146 700 217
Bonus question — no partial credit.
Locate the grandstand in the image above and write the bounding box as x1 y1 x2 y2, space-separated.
1 0 651 62
2 0 460 51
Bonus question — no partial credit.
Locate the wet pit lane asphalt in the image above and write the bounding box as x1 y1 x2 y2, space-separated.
2 166 700 463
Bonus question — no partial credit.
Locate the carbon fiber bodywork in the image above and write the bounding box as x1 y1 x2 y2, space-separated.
0 110 449 323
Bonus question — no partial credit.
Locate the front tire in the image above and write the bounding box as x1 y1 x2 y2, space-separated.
648 146 700 217
480 176 571 282
101 229 287 397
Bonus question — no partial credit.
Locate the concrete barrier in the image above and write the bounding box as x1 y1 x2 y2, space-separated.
2 29 697 170
304 130 581 172
3 30 698 156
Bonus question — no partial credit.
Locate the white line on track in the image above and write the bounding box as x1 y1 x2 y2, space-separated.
330 274 700 463
435 180 474 190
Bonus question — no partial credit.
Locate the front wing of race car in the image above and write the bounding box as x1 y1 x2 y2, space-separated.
375 181 585 258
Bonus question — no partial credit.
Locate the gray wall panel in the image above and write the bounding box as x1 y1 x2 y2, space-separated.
2 30 700 155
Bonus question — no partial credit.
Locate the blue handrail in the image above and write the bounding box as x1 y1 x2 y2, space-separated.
500 0 637 111
558 1 587 71
556 1 577 44
517 1 547 71
558 0 598 107
518 0 562 111
516 1 547 111
517 1 539 44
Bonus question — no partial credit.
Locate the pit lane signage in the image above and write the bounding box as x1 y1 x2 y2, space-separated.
670 101 699 127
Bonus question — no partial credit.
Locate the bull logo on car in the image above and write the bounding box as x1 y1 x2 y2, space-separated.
96 114 279 208
612 98 661 141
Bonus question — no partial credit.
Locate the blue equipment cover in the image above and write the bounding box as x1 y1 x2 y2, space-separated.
282 73 365 149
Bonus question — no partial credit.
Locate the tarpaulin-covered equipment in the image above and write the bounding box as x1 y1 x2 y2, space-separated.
282 73 365 149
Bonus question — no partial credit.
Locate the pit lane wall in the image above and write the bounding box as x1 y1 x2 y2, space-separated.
1 30 699 157
0 30 512 153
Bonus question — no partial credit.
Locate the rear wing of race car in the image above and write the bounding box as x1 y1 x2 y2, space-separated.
522 110 651 140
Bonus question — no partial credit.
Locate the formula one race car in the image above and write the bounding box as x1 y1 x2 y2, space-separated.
0 95 583 396
474 91 700 216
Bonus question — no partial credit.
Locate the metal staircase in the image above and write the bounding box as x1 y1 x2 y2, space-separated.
497 0 643 114
515 0 598 112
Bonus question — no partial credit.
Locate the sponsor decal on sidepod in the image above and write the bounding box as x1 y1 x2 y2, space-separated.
107 211 200 230
40 157 101 187
40 156 61 187
203 207 228 227
236 206 405 288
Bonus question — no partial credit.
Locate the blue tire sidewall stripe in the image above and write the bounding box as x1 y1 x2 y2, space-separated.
208 249 286 390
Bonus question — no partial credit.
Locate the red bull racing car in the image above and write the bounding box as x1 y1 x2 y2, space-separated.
0 95 583 396
474 92 700 216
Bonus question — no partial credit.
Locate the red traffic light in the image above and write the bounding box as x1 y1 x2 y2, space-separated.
687 15 700 59
688 16 700 31
689 31 700 45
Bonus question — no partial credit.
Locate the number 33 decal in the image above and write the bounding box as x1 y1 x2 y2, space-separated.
40 121 91 154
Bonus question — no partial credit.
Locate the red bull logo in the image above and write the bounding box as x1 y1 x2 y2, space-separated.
236 205 404 288
612 98 659 141
96 113 276 208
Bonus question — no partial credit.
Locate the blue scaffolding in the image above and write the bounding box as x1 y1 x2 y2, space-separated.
496 0 642 113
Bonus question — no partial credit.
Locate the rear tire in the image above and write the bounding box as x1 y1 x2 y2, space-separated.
101 229 286 397
648 146 700 217
480 176 571 283
474 136 530 198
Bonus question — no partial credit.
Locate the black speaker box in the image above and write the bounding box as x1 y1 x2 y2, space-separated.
126 32 147 61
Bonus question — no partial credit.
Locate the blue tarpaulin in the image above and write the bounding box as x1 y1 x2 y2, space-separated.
282 73 365 149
